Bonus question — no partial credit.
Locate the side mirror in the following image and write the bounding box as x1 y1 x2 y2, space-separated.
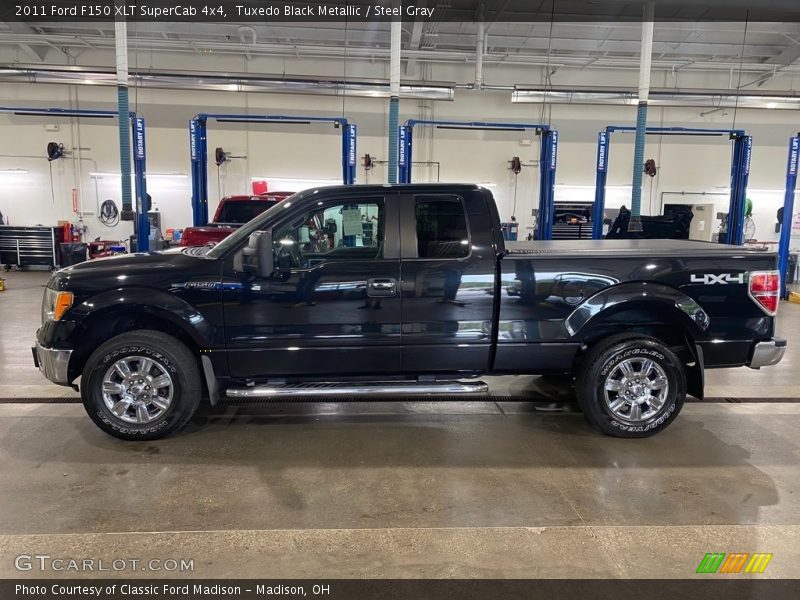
242 231 274 278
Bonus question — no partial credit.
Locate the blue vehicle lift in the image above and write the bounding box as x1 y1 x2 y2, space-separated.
0 106 150 251
398 119 559 240
189 114 357 227
593 126 752 245
779 134 799 298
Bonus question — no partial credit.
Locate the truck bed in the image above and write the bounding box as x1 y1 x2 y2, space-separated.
504 239 773 258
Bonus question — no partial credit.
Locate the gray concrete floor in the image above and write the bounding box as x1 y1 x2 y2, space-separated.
1 269 799 579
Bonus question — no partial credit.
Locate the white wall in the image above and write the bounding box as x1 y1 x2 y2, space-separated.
1 50 799 247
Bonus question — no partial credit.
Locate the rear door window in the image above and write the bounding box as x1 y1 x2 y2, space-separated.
414 196 470 259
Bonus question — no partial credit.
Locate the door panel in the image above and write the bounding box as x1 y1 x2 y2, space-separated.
221 195 401 378
399 192 498 373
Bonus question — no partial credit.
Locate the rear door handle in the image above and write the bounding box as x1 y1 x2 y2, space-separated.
367 278 397 297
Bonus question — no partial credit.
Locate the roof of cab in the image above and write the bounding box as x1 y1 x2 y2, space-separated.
299 183 491 195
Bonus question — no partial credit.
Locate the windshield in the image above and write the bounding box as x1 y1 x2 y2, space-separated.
217 200 279 224
207 190 306 258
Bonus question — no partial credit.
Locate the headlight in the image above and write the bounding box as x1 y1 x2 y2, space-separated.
41 288 74 324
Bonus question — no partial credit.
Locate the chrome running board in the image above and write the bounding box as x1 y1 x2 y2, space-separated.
225 380 489 399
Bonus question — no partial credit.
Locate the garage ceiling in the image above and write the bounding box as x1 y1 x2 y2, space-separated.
2 10 800 78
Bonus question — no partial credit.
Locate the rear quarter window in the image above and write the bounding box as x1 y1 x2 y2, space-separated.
414 196 470 259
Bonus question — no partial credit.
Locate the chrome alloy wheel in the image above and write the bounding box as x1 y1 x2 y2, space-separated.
602 357 669 424
101 356 174 424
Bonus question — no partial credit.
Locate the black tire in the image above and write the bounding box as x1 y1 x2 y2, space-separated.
575 333 686 438
81 331 202 440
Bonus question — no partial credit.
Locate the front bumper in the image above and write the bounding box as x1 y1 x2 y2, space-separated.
32 339 73 385
748 338 787 369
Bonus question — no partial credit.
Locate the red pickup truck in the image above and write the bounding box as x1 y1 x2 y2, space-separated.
180 192 293 247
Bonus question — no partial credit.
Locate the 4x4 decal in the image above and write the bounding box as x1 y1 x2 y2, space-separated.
690 273 745 285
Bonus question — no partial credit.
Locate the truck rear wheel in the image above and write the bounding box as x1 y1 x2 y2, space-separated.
81 331 201 440
575 334 686 438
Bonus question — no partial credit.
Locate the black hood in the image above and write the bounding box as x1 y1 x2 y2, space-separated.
51 248 216 294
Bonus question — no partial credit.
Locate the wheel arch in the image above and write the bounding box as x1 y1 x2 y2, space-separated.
568 282 708 399
67 288 213 383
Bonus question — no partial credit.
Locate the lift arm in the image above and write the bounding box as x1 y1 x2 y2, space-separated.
593 126 752 245
398 119 558 240
189 113 357 227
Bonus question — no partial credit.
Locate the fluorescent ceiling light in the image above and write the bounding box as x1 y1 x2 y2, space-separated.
250 176 339 181
0 168 29 174
512 87 800 110
556 184 632 190
217 118 312 125
0 66 455 101
90 172 188 179
436 125 526 132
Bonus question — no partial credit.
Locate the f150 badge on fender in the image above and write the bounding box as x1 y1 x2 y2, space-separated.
691 273 745 285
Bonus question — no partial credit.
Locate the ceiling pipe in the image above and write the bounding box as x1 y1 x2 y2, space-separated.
387 19 401 184
113 1 133 221
475 21 485 89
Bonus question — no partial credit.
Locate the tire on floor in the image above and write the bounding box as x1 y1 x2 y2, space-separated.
575 333 686 438
81 330 202 440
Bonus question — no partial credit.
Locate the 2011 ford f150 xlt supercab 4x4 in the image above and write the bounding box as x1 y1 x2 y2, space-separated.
33 184 786 440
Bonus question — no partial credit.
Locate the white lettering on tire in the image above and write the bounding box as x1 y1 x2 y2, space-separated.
609 403 677 432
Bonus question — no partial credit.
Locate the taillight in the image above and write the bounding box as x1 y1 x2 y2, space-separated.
748 271 780 315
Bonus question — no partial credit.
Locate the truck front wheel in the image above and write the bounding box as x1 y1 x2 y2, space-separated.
575 334 686 438
81 331 202 440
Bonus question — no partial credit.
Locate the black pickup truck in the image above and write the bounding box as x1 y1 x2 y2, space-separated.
33 184 785 440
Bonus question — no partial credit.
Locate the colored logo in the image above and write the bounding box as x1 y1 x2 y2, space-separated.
134 118 145 160
696 552 773 574
744 136 753 175
189 120 197 160
597 131 608 172
788 137 799 177
399 126 407 166
348 125 357 167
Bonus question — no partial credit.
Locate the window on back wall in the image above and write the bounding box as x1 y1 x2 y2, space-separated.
414 196 470 259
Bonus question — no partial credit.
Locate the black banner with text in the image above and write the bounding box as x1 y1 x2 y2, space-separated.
2 0 800 23
4 579 800 600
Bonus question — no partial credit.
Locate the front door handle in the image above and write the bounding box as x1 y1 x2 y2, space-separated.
367 278 397 297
